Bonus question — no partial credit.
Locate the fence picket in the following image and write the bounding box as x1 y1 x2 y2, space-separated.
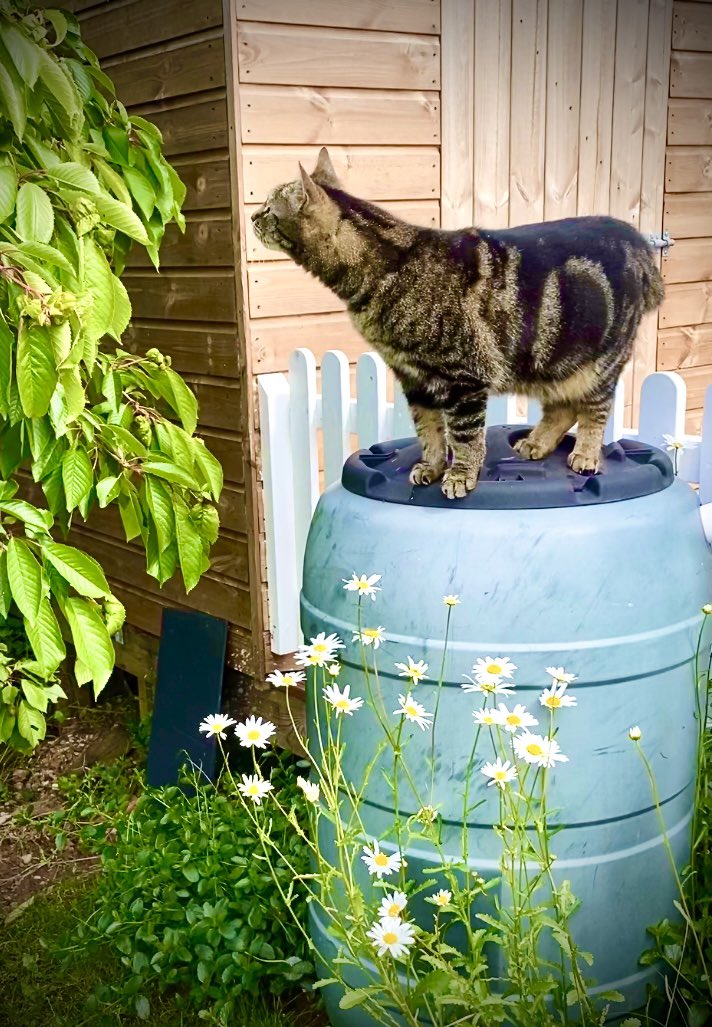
289 348 319 590
486 394 520 425
356 353 388 449
322 350 351 488
637 371 686 448
604 379 626 444
699 384 712 505
393 381 415 439
526 397 543 426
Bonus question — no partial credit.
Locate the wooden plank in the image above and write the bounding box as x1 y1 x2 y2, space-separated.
140 96 228 156
236 0 440 34
509 0 547 225
239 85 440 145
609 0 649 227
658 322 712 368
545 0 583 220
78 0 222 59
123 321 240 378
245 199 439 261
242 144 439 202
673 1 712 51
198 430 245 484
662 237 712 282
473 0 511 227
171 157 231 211
670 52 712 99
251 312 367 372
660 281 712 326
127 217 233 268
668 98 712 145
104 36 226 108
187 377 242 431
666 146 712 191
237 22 440 90
220 486 248 534
440 0 475 229
247 263 344 318
663 191 712 236
123 271 237 322
639 0 674 235
578 0 616 216
677 364 712 407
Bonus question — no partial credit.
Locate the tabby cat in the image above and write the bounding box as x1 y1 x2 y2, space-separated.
252 148 664 499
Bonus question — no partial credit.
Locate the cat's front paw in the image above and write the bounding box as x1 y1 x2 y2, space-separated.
513 434 554 461
568 448 600 474
410 460 445 486
441 465 479 499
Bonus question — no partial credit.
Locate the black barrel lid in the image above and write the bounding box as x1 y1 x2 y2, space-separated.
341 425 674 509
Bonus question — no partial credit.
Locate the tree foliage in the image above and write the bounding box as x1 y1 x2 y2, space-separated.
0 3 223 751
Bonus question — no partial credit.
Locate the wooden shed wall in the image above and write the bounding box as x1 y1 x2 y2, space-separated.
55 0 259 676
658 0 712 433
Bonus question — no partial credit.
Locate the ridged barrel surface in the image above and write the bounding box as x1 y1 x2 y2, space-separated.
302 450 710 1026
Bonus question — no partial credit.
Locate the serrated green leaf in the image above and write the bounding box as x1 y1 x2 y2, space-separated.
45 161 100 194
163 367 198 434
37 49 82 135
103 125 129 166
83 238 131 343
16 321 57 418
174 496 203 593
24 599 65 678
44 10 68 47
59 367 85 422
123 166 155 221
102 369 122 413
93 190 149 244
0 704 15 744
93 157 132 207
15 241 74 274
15 183 54 244
192 503 219 545
192 439 223 500
17 700 45 746
144 476 174 553
0 165 18 222
6 538 42 622
1 25 41 88
63 597 114 697
62 448 92 512
96 475 120 508
339 990 371 1011
0 549 11 619
142 459 197 490
0 315 13 418
118 488 143 541
146 526 177 584
0 60 26 140
103 422 147 459
42 541 110 599
0 499 52 532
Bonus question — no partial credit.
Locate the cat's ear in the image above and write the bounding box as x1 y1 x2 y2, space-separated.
313 146 339 187
298 163 323 207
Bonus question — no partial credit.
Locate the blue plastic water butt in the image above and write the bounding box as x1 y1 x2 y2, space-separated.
301 427 711 1025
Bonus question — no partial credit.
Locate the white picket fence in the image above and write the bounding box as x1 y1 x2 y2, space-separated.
258 348 712 654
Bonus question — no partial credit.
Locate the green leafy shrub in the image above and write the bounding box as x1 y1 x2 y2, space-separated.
0 3 222 751
91 751 313 1022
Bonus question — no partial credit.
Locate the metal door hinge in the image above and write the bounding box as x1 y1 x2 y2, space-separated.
646 231 673 255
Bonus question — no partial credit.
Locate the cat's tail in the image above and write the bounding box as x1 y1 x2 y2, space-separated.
641 255 665 313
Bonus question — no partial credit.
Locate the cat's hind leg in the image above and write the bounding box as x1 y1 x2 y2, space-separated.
442 388 488 499
568 392 613 474
408 404 448 486
513 402 577 461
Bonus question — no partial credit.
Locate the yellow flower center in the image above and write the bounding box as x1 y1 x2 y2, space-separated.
247 729 261 740
405 703 418 716
387 903 400 916
495 770 507 781
210 724 222 733
483 715 494 723
435 895 448 905
336 699 350 710
374 853 389 867
526 742 543 757
545 696 561 708
487 663 502 674
383 931 398 945
247 784 259 795
506 715 519 726
313 643 328 653
363 629 380 638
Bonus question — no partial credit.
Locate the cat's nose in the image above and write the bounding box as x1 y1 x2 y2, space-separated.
251 209 261 223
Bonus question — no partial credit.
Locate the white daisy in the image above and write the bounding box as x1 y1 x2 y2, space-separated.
546 666 577 687
703 604 712 616
462 676 515 697
234 715 276 749
266 670 305 689
393 693 433 731
343 572 382 599
497 703 539 733
539 683 577 710
426 889 452 908
295 631 345 668
361 840 403 878
513 732 569 769
327 662 341 676
323 682 364 716
395 656 428 684
481 757 518 789
443 595 461 607
352 626 385 649
473 706 505 727
238 773 273 805
662 434 685 452
198 713 236 740
366 916 416 959
296 775 320 803
628 725 642 741
472 656 517 683
378 890 408 919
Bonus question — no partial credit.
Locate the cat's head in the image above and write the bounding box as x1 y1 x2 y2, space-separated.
251 147 341 255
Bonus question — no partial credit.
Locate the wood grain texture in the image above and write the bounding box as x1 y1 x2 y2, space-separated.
673 1 712 51
508 0 547 225
578 0 616 216
545 0 582 220
139 96 228 156
236 0 440 34
126 217 233 268
670 51 712 99
665 146 712 190
662 237 712 281
658 322 712 368
122 321 240 378
609 0 649 227
242 145 440 202
197 430 245 484
78 0 222 59
237 22 440 90
172 157 232 210
104 35 226 107
639 0 674 236
660 280 712 326
440 0 475 228
123 271 237 322
239 85 440 144
676 364 712 406
245 199 439 260
663 191 712 235
185 377 243 431
251 312 367 372
473 0 511 227
668 98 712 144
247 263 345 318
220 486 248 535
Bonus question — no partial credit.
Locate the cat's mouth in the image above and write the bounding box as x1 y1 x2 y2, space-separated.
252 214 293 252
